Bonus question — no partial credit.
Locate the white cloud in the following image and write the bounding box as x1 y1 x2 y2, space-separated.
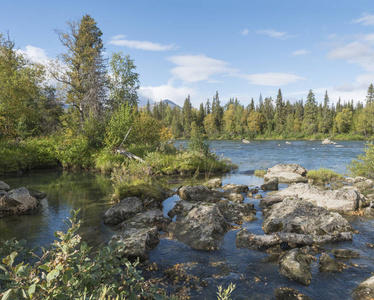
257 29 294 40
139 82 195 104
292 49 310 56
109 35 177 51
18 45 50 65
168 54 236 83
241 28 249 36
352 13 374 26
245 72 306 86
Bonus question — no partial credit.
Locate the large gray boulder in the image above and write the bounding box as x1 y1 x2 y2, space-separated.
0 187 40 217
167 200 195 220
223 191 244 203
263 198 354 235
275 183 367 213
352 276 374 300
177 185 222 202
279 248 313 285
274 287 312 300
167 203 230 250
261 177 279 191
0 181 10 191
264 164 308 184
103 197 144 226
222 183 249 193
319 253 347 272
217 200 256 224
268 164 308 176
117 209 171 231
110 226 159 261
204 178 222 188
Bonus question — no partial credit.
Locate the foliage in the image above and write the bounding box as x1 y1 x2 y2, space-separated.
216 283 236 300
307 168 343 183
105 103 133 148
188 122 210 157
0 210 169 300
348 142 374 178
254 169 267 177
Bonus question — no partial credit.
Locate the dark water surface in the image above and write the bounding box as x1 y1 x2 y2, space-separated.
1 140 373 299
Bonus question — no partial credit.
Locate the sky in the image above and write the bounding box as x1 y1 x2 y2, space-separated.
1 0 374 108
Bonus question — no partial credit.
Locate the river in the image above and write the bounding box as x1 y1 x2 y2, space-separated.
0 140 372 299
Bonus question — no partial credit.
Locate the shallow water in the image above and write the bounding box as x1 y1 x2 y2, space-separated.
1 140 372 299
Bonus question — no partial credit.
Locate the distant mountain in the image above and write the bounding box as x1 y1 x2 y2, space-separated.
159 99 181 109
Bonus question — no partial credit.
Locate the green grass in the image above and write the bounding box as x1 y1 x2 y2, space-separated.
254 169 267 177
307 168 343 183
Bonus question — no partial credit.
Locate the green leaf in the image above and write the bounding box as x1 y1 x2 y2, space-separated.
0 274 11 280
46 269 60 282
1 289 13 300
28 284 36 297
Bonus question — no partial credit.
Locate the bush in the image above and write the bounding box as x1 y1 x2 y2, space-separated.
307 168 343 183
348 142 374 178
254 169 267 177
0 210 169 300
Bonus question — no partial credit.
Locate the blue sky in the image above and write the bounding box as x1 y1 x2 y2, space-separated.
1 0 374 107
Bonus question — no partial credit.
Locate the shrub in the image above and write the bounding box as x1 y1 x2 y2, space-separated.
348 142 374 178
0 210 169 300
254 169 267 177
307 168 343 183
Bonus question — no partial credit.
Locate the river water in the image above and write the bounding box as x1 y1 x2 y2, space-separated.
1 140 373 299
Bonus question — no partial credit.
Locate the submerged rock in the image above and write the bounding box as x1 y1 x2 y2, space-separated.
110 226 159 261
352 275 374 300
275 183 367 213
204 178 222 188
177 185 222 202
279 248 313 285
274 287 312 300
319 253 347 272
167 203 230 250
332 248 360 259
103 197 144 226
0 187 40 217
263 198 354 235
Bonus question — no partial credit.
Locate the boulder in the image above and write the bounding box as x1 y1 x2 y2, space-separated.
177 185 222 202
236 230 353 250
223 191 244 203
274 287 312 300
29 189 47 200
167 203 230 250
279 248 313 285
103 197 144 226
0 187 40 217
259 194 298 216
332 248 360 259
352 275 374 300
264 172 308 184
263 198 354 235
319 253 347 272
117 209 172 231
0 181 10 191
110 226 159 261
322 138 336 145
167 200 195 220
261 178 279 191
267 164 308 176
217 200 256 224
204 178 222 188
355 179 374 190
275 183 367 213
222 183 249 193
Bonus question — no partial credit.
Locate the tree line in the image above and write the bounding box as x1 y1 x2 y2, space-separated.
149 86 374 139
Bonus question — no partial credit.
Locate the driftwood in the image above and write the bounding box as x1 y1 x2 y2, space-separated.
116 149 145 163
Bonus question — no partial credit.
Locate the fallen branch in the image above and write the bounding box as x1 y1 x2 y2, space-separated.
116 149 145 163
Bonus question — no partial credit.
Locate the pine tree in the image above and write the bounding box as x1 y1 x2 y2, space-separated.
366 84 374 105
302 90 318 134
321 90 331 134
274 89 285 133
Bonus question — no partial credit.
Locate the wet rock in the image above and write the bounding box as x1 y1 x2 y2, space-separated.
167 200 195 220
117 209 172 231
29 189 47 200
167 203 230 250
275 183 367 213
254 194 262 199
332 248 360 259
223 191 244 203
0 181 10 191
261 177 279 191
217 200 256 224
103 197 144 226
0 187 40 217
249 188 259 195
236 230 352 250
279 248 313 285
319 253 347 272
352 275 374 300
274 287 312 300
110 226 159 261
222 183 249 193
204 178 222 188
263 197 354 235
177 185 222 202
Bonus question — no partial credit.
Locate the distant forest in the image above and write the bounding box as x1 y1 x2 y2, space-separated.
148 86 374 140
